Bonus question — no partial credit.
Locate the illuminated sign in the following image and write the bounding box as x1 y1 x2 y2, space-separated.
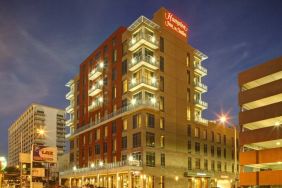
164 11 188 38
33 145 57 163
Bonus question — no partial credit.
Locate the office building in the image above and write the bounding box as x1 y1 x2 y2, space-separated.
61 7 237 188
239 57 282 187
8 103 66 166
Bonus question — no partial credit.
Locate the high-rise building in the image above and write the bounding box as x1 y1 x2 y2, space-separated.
239 57 282 187
8 103 66 166
62 7 237 188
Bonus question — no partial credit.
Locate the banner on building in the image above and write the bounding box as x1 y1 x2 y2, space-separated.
32 168 45 177
33 145 57 163
19 153 31 163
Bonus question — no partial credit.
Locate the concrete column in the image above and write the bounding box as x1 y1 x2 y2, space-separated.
128 172 132 188
69 177 72 188
97 174 100 187
116 173 120 188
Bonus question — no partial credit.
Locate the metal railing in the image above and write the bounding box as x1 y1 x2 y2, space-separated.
129 55 159 69
129 76 158 90
129 32 159 48
195 99 208 108
194 81 208 90
195 64 207 74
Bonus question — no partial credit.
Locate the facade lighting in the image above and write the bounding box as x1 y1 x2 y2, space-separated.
90 163 95 168
99 161 104 167
98 80 103 86
99 62 104 68
131 98 136 105
151 77 156 84
131 78 136 85
128 155 134 162
98 97 103 103
73 166 77 171
151 56 156 63
151 97 156 104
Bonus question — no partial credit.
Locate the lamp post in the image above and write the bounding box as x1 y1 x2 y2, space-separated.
218 114 238 188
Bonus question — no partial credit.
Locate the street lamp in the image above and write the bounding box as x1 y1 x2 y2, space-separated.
218 113 238 188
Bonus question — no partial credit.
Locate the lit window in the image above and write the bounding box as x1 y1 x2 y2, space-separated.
122 119 128 131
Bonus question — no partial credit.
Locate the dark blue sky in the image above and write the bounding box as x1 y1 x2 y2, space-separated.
1 0 282 157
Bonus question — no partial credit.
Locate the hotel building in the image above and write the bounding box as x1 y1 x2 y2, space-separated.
239 57 282 187
62 7 237 188
8 103 66 166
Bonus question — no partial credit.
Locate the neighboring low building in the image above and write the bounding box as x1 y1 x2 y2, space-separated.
8 103 66 166
238 57 282 187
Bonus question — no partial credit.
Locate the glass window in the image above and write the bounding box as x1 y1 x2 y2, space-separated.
217 147 221 158
146 152 155 167
122 60 127 75
112 121 116 134
203 130 207 140
217 161 221 172
146 113 155 128
195 142 200 153
122 119 128 131
211 160 215 171
146 132 155 147
113 49 117 62
160 37 164 52
133 132 141 148
188 140 192 153
160 76 164 91
112 68 117 80
95 144 100 154
188 157 192 170
122 136 127 150
122 80 128 94
224 148 226 159
133 114 142 129
204 144 208 155
112 138 116 152
195 158 201 169
160 96 164 111
160 117 165 130
204 159 208 170
104 126 108 138
223 135 226 145
187 125 192 137
160 56 164 72
211 131 215 142
161 153 165 167
103 142 107 153
160 136 165 148
211 145 215 157
217 133 221 143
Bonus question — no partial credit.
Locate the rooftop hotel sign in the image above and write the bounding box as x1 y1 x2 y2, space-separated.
164 11 188 39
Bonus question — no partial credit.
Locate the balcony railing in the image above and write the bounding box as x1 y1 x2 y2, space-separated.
129 77 158 92
60 160 143 177
195 99 208 109
88 99 103 111
66 104 74 113
65 90 74 100
71 99 159 138
194 81 208 92
195 117 208 125
194 64 207 76
89 64 104 81
129 55 159 71
66 119 73 127
88 82 103 97
128 32 159 51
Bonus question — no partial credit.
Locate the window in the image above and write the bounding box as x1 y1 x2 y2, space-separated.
204 159 208 170
160 37 164 52
160 136 165 148
161 153 165 167
195 142 200 153
203 130 207 140
160 76 164 91
103 45 108 54
187 125 192 137
160 96 164 111
122 136 127 150
188 140 192 153
195 158 201 169
187 89 191 102
88 147 92 157
211 160 215 171
122 119 127 131
224 148 226 159
133 114 142 129
122 80 128 93
146 113 155 128
188 157 192 170
112 37 116 46
223 135 226 145
133 132 141 148
187 70 190 84
146 152 155 167
95 129 100 140
160 117 165 130
211 131 215 142
112 68 117 80
224 162 227 171
211 145 214 157
160 176 165 188
133 152 142 161
217 147 221 158
217 161 221 172
146 132 155 147
186 53 190 67
112 138 116 152
122 60 127 75
160 56 164 72
122 41 127 56
195 127 200 138
122 99 127 108
113 49 117 62
217 133 221 143
95 144 100 154
232 149 235 160
204 144 208 155
112 121 116 134
103 142 107 153
122 154 127 161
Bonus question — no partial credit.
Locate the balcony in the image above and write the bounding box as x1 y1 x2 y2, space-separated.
66 119 73 127
194 81 208 93
88 98 103 112
89 63 104 81
128 32 159 51
195 99 208 109
66 104 74 114
129 77 158 92
129 55 159 71
195 117 208 125
88 81 103 97
65 90 74 100
194 64 207 76
70 99 159 138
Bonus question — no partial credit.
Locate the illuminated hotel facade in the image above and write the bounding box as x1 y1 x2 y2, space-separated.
61 7 237 188
239 57 282 187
